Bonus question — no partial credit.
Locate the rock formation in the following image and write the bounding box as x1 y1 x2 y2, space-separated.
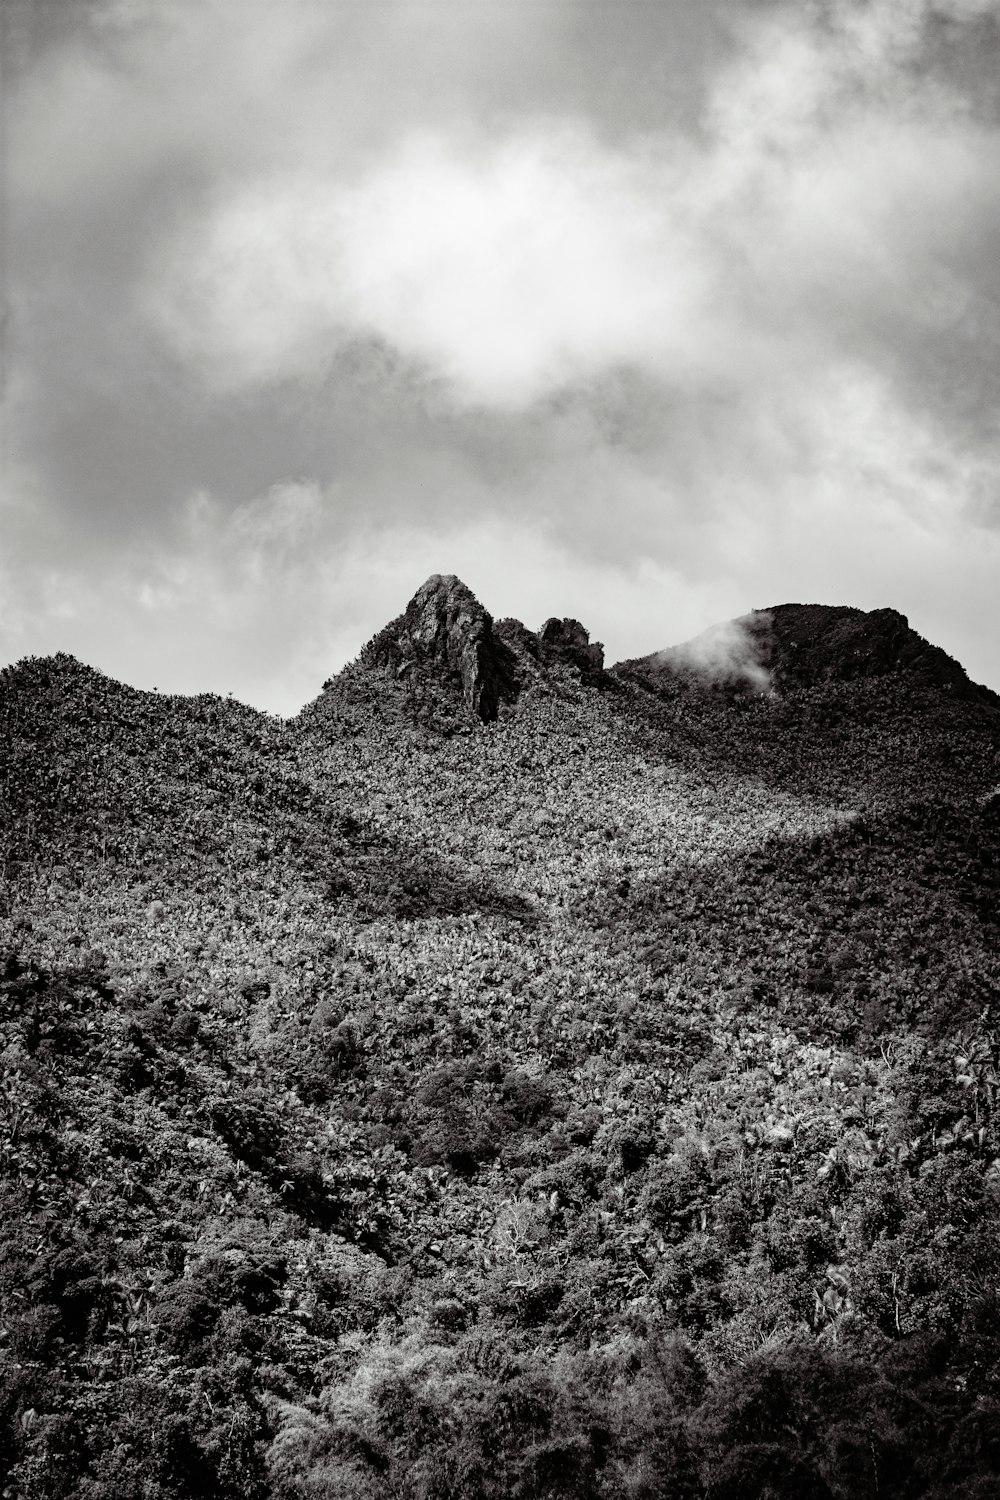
538 618 605 681
362 574 519 722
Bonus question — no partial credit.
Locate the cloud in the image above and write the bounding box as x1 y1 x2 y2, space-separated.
141 129 711 406
0 477 744 714
139 0 1000 419
4 0 1000 699
652 617 774 694
4 381 996 717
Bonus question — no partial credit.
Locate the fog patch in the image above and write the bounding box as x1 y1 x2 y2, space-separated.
654 612 773 693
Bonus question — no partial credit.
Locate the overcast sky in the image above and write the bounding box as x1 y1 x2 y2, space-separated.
2 0 999 713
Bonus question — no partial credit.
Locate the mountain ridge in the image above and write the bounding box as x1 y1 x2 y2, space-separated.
303 574 997 731
4 576 995 722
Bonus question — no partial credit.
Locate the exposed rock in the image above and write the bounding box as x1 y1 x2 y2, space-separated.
538 618 605 680
362 574 519 723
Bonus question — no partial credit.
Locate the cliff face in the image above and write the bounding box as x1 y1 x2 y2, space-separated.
389 574 517 722
311 573 522 727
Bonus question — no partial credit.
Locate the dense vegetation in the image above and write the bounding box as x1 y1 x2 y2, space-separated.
1 579 999 1498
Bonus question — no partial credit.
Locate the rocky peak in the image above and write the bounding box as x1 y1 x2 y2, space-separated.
538 618 605 680
406 575 484 653
362 574 517 722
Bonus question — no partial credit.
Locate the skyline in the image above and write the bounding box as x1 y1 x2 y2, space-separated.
2 0 999 714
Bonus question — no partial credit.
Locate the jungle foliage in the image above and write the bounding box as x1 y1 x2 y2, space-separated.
1 592 1000 1498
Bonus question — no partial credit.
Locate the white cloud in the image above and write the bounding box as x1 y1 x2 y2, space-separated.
5 0 1000 698
141 129 714 406
138 0 1000 416
4 370 996 714
653 617 774 693
1 455 773 712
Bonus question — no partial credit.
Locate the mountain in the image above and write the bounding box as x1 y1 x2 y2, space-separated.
620 602 985 699
303 572 608 732
1 578 1000 1500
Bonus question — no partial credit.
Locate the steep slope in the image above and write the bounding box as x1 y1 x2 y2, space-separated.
2 582 1000 1500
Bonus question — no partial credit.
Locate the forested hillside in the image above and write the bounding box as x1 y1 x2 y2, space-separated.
2 575 999 1499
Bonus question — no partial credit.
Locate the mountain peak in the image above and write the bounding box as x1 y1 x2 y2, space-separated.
538 617 605 680
616 601 990 702
757 603 982 696
408 573 483 624
359 574 517 723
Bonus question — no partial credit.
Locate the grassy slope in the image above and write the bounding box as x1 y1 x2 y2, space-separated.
1 611 1000 1499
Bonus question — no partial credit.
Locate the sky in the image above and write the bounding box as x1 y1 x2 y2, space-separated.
1 0 999 714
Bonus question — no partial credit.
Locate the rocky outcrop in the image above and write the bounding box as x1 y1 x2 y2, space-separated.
362 574 519 722
311 577 615 730
357 581 611 720
538 618 605 682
